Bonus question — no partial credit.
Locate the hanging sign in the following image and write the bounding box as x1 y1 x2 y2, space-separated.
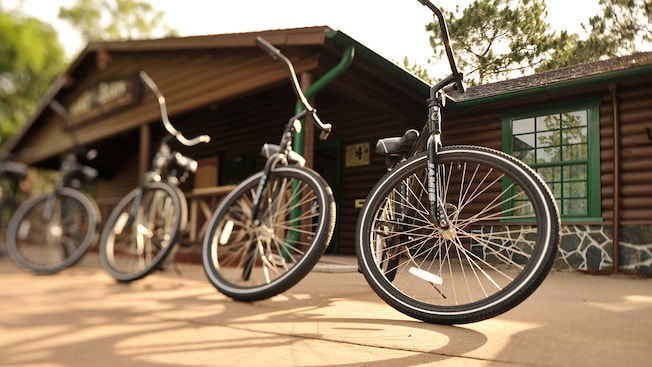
69 74 142 125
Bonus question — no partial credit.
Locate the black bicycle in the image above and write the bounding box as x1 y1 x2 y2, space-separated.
6 101 101 274
355 0 561 325
99 71 210 282
201 36 336 302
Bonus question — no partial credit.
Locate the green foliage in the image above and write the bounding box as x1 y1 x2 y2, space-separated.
539 0 652 71
399 56 432 83
427 0 558 85
585 0 652 55
414 0 652 84
0 9 65 146
59 0 178 42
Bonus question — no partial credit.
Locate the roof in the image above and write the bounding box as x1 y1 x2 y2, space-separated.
450 51 652 107
4 26 428 164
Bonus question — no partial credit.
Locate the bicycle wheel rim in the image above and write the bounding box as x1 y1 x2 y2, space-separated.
100 182 184 282
7 189 97 274
202 167 335 301
357 147 559 324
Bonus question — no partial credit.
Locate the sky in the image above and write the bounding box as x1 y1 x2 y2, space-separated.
6 0 602 72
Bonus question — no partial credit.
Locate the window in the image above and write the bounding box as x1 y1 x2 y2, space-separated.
503 100 601 221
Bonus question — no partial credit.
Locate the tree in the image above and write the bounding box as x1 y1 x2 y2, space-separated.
0 8 65 146
58 0 178 42
584 0 652 55
399 56 432 83
420 0 652 81
538 0 652 71
427 0 561 85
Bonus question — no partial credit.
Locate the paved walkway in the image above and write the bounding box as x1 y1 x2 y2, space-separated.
1 253 651 367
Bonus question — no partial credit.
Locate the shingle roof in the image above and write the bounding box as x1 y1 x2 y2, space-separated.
453 51 652 103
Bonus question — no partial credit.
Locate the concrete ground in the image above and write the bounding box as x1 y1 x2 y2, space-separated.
1 253 651 367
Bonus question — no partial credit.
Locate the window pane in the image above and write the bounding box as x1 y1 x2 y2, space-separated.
563 111 587 128
538 166 561 182
514 148 535 163
564 181 587 199
563 164 587 181
562 144 587 161
564 198 587 216
537 114 560 131
562 127 587 144
537 130 558 148
513 118 534 135
536 147 559 163
513 133 535 150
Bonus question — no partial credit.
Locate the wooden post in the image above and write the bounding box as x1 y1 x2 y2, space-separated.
139 124 150 180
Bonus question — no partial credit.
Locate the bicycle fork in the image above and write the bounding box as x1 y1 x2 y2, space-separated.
242 155 287 281
426 92 453 234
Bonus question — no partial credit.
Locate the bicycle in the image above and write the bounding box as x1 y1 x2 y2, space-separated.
201 36 336 302
6 100 101 274
355 0 561 325
0 154 28 257
98 71 210 282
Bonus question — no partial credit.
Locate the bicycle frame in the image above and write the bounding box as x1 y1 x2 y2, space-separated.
418 0 466 231
237 37 334 280
250 37 331 221
46 101 99 222
123 71 209 229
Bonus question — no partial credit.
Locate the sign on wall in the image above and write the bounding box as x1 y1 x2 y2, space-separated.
345 142 370 167
69 74 142 125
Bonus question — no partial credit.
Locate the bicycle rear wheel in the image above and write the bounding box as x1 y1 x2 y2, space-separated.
99 182 185 282
356 146 560 324
202 166 335 302
6 188 99 274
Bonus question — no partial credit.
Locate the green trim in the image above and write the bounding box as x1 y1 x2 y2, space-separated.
502 98 602 221
293 45 355 154
325 30 430 95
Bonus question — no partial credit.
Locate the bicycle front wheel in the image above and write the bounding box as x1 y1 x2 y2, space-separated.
356 146 560 324
99 182 186 282
202 166 335 301
6 188 99 274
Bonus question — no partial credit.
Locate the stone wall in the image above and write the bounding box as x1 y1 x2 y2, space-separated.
470 224 652 275
554 225 651 274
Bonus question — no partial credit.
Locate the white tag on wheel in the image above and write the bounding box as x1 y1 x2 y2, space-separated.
409 267 443 285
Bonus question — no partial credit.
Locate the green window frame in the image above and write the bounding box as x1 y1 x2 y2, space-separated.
502 99 601 221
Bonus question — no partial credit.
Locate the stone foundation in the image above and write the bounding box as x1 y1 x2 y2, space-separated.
470 224 652 275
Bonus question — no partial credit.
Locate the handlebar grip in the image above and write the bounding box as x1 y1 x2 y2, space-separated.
319 124 332 140
177 134 211 147
139 70 211 147
255 36 281 59
311 112 332 140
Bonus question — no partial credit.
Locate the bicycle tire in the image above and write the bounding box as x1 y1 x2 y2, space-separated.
0 197 19 256
202 166 335 302
6 188 99 274
99 182 186 282
356 146 560 324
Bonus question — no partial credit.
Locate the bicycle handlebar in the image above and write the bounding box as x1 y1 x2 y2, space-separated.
417 0 465 94
138 71 211 146
255 36 333 140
